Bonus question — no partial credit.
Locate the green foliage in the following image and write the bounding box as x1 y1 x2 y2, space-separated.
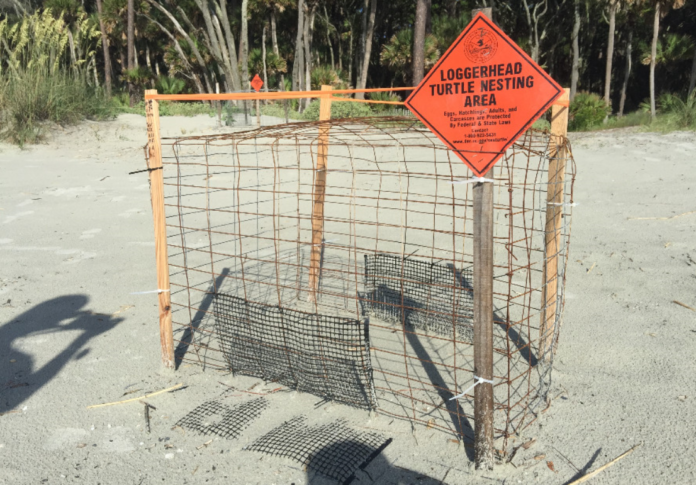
431 12 471 52
310 65 349 90
368 91 401 113
248 48 287 79
0 8 107 145
261 102 304 121
301 98 373 121
532 118 551 131
651 92 696 130
568 92 611 131
115 99 217 117
156 76 186 95
380 29 439 83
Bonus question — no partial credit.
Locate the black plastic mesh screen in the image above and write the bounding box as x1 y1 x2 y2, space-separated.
213 293 376 410
245 416 390 483
361 253 474 341
175 397 268 439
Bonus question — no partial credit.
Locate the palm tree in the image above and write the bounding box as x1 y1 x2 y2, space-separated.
412 0 430 85
603 0 619 115
649 0 686 120
95 0 112 97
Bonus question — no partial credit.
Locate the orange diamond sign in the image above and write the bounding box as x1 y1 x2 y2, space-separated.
250 74 264 92
405 12 562 177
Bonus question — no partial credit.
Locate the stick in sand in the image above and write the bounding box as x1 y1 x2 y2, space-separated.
673 300 696 312
566 443 641 484
87 383 183 409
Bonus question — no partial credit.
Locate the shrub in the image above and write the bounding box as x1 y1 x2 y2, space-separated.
301 98 373 121
0 9 109 145
156 76 187 95
368 92 402 113
653 92 696 130
568 92 610 131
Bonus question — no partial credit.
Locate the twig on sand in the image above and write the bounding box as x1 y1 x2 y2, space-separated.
0 410 20 417
673 300 696 312
586 262 596 274
628 210 696 221
141 401 156 433
566 443 642 484
86 383 183 409
197 439 213 450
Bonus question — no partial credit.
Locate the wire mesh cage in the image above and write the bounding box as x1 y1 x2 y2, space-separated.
152 116 575 449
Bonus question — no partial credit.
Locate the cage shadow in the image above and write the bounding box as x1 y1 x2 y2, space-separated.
305 440 442 485
174 268 230 370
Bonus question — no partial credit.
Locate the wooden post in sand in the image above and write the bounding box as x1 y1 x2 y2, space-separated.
145 89 175 369
540 88 570 358
471 6 495 472
308 85 332 302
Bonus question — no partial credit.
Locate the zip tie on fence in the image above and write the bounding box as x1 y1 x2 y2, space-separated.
548 202 578 207
449 375 495 401
130 289 170 295
129 166 162 175
449 176 495 185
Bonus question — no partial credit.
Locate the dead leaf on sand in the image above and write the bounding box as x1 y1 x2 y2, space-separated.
547 461 557 473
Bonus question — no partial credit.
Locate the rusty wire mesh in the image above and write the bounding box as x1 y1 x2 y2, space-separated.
151 116 575 450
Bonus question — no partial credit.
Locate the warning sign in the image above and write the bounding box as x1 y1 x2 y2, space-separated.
250 74 264 92
405 13 562 177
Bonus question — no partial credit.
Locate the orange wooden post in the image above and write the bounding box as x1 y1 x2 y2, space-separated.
145 89 175 369
308 85 332 302
540 87 570 358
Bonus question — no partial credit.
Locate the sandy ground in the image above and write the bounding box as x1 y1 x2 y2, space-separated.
0 113 695 485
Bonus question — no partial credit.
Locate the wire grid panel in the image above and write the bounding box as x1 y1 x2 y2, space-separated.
213 293 375 409
244 416 389 483
157 117 575 449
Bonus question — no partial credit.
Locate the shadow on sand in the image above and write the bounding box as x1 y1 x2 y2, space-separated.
0 295 122 412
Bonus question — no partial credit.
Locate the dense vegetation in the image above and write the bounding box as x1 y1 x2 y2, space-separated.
1 0 695 144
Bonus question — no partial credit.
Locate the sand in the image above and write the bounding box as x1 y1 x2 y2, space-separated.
0 113 695 484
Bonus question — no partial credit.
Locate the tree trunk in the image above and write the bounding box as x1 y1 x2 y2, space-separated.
603 2 617 115
144 0 213 93
355 0 377 99
412 0 428 85
619 30 632 117
218 0 242 92
303 4 314 98
689 44 696 97
292 0 305 93
650 2 659 120
324 5 335 70
262 24 269 94
240 0 249 90
338 24 343 73
95 0 112 97
127 0 135 105
570 0 580 101
348 25 353 86
142 12 206 94
270 8 285 90
67 30 77 68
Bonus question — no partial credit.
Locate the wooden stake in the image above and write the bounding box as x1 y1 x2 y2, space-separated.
471 6 495 471
540 88 570 358
256 98 261 127
308 85 332 302
145 89 175 369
